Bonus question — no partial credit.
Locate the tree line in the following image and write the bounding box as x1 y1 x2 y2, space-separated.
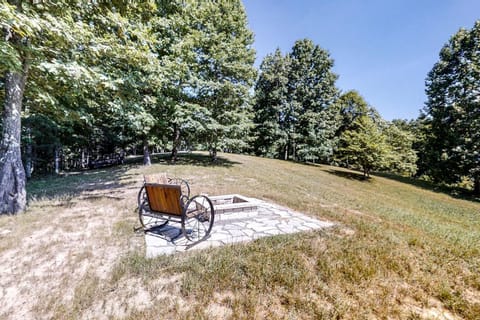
1 1 479 214
253 21 480 192
251 42 417 178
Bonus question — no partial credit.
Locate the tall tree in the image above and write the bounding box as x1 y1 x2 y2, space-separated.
0 1 161 213
149 0 206 162
422 20 480 194
287 39 339 162
1 1 41 213
252 49 290 158
90 2 165 166
252 40 339 162
187 0 256 160
137 0 257 162
26 1 163 168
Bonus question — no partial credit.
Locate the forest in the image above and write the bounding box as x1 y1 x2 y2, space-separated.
1 0 480 214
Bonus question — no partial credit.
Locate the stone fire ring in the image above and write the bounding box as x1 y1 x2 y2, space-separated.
144 195 334 257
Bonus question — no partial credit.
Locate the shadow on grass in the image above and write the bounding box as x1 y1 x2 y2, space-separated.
26 165 137 202
326 169 371 182
374 172 480 203
26 152 240 202
150 152 241 168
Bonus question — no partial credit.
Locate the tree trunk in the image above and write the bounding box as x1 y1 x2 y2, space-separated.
81 148 85 169
0 71 27 214
210 146 218 162
363 166 370 179
171 123 180 162
293 141 297 161
54 145 61 174
25 127 32 179
143 138 151 166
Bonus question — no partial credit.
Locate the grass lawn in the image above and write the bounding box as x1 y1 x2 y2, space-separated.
1 152 479 319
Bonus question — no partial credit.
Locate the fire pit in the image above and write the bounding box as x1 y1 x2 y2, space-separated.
209 194 258 218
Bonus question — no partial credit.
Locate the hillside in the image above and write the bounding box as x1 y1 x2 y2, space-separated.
1 152 479 319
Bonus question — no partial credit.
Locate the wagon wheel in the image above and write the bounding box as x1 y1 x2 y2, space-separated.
181 195 214 243
139 200 169 229
137 185 147 209
168 178 190 199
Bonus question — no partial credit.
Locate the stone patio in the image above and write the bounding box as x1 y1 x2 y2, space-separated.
144 196 334 257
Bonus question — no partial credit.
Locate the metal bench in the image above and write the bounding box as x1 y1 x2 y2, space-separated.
137 174 214 245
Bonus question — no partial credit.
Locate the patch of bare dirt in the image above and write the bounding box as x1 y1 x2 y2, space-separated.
402 297 462 320
0 178 144 319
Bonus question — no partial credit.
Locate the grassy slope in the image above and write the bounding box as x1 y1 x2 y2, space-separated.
2 152 480 319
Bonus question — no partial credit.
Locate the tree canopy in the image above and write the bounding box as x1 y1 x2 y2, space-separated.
2 2 477 214
252 40 339 162
422 20 480 194
0 0 256 214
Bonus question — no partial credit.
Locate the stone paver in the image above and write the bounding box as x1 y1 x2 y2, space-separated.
145 197 334 257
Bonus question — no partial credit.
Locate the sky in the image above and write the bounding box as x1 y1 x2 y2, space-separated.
242 0 480 120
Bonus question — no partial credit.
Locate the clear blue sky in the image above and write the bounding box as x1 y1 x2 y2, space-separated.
242 0 480 120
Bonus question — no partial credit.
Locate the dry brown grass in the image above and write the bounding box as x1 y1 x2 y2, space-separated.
0 167 143 319
0 152 479 319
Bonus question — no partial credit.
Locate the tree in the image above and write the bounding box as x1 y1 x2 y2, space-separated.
287 39 339 162
0 1 162 213
383 120 418 176
332 92 417 177
174 0 256 161
1 1 42 213
409 117 433 178
333 92 390 177
338 113 390 178
333 90 373 163
93 2 165 166
26 1 164 168
333 90 371 136
252 49 290 158
252 39 339 162
422 20 480 194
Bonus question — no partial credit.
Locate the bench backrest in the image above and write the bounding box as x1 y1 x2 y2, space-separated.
145 183 183 216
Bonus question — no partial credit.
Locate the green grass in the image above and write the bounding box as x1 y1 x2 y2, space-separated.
3 152 480 319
